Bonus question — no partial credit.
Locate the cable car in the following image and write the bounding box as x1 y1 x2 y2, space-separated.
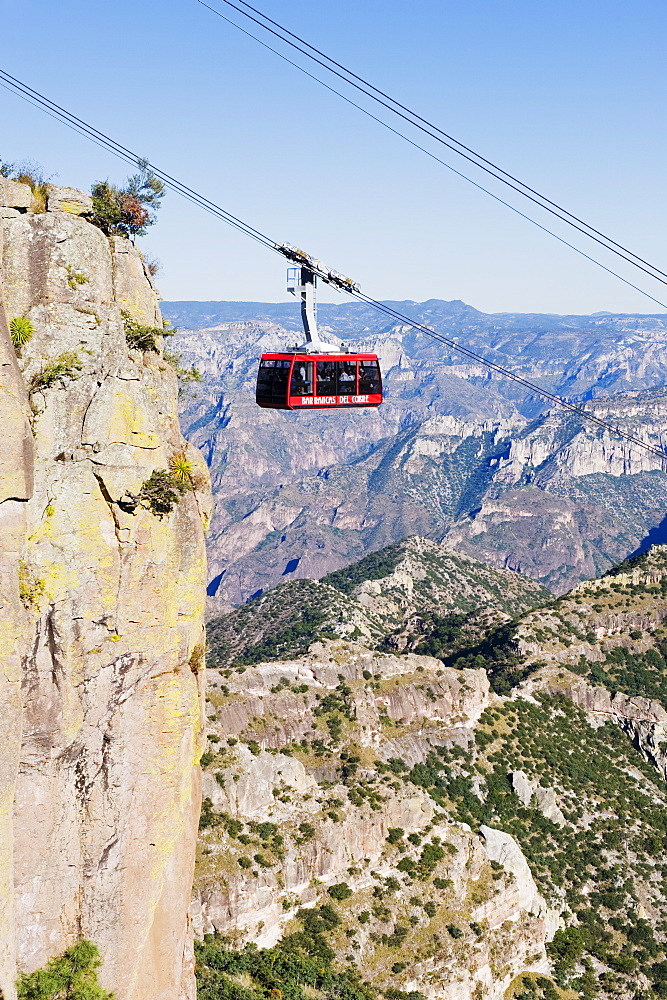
256 353 382 410
256 255 383 410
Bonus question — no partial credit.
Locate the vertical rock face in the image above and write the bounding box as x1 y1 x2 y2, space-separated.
0 185 211 1000
0 231 34 1000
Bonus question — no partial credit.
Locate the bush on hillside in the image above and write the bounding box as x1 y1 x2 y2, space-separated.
91 160 164 238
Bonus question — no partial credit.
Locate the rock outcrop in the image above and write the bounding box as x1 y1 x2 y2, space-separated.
0 182 211 1000
479 826 559 939
551 677 667 781
509 771 566 827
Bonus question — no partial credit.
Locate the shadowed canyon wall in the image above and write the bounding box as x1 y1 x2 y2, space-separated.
0 180 211 1000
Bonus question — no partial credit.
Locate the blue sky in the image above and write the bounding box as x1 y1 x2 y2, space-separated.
1 0 665 314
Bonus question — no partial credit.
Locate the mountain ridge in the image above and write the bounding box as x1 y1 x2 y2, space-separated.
206 536 551 668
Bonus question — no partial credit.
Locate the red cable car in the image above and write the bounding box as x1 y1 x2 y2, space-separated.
256 255 383 410
256 353 382 410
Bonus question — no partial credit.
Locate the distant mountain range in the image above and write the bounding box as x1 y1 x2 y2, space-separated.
163 299 667 609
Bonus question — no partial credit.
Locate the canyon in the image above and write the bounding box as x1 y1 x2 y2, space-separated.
196 544 667 1000
3 175 667 1000
167 303 667 609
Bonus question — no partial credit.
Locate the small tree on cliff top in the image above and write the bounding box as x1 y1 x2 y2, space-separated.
91 159 164 239
16 939 114 1000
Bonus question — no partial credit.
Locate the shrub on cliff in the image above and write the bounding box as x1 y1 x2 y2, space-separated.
16 939 114 1000
30 352 83 393
138 469 191 517
121 312 169 352
90 160 164 238
163 350 204 394
1 158 49 210
10 316 33 351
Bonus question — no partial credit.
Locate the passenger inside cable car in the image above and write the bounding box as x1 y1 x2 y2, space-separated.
359 360 381 394
290 361 312 396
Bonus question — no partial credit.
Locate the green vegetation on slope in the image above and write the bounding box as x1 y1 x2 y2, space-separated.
206 579 352 669
323 545 405 595
16 940 113 1000
206 537 549 670
398 693 667 997
195 908 425 1000
584 643 667 706
432 545 667 700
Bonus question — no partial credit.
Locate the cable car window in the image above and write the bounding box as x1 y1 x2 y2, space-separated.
272 360 290 394
359 360 381 394
290 360 313 396
338 361 357 392
316 361 337 396
256 358 291 403
256 360 274 399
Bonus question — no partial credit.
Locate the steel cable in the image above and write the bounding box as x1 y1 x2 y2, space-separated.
210 0 667 285
191 4 667 310
197 0 667 288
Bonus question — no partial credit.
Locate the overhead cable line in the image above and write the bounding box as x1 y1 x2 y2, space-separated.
191 7 667 313
197 0 667 290
3 66 664 315
0 67 665 465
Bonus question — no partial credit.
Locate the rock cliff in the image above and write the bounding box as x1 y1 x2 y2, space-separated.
0 207 34 1000
0 181 211 1000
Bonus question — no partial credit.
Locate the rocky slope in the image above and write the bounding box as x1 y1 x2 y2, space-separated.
168 307 667 608
195 645 556 1000
193 544 667 1000
206 536 550 669
0 180 211 1000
